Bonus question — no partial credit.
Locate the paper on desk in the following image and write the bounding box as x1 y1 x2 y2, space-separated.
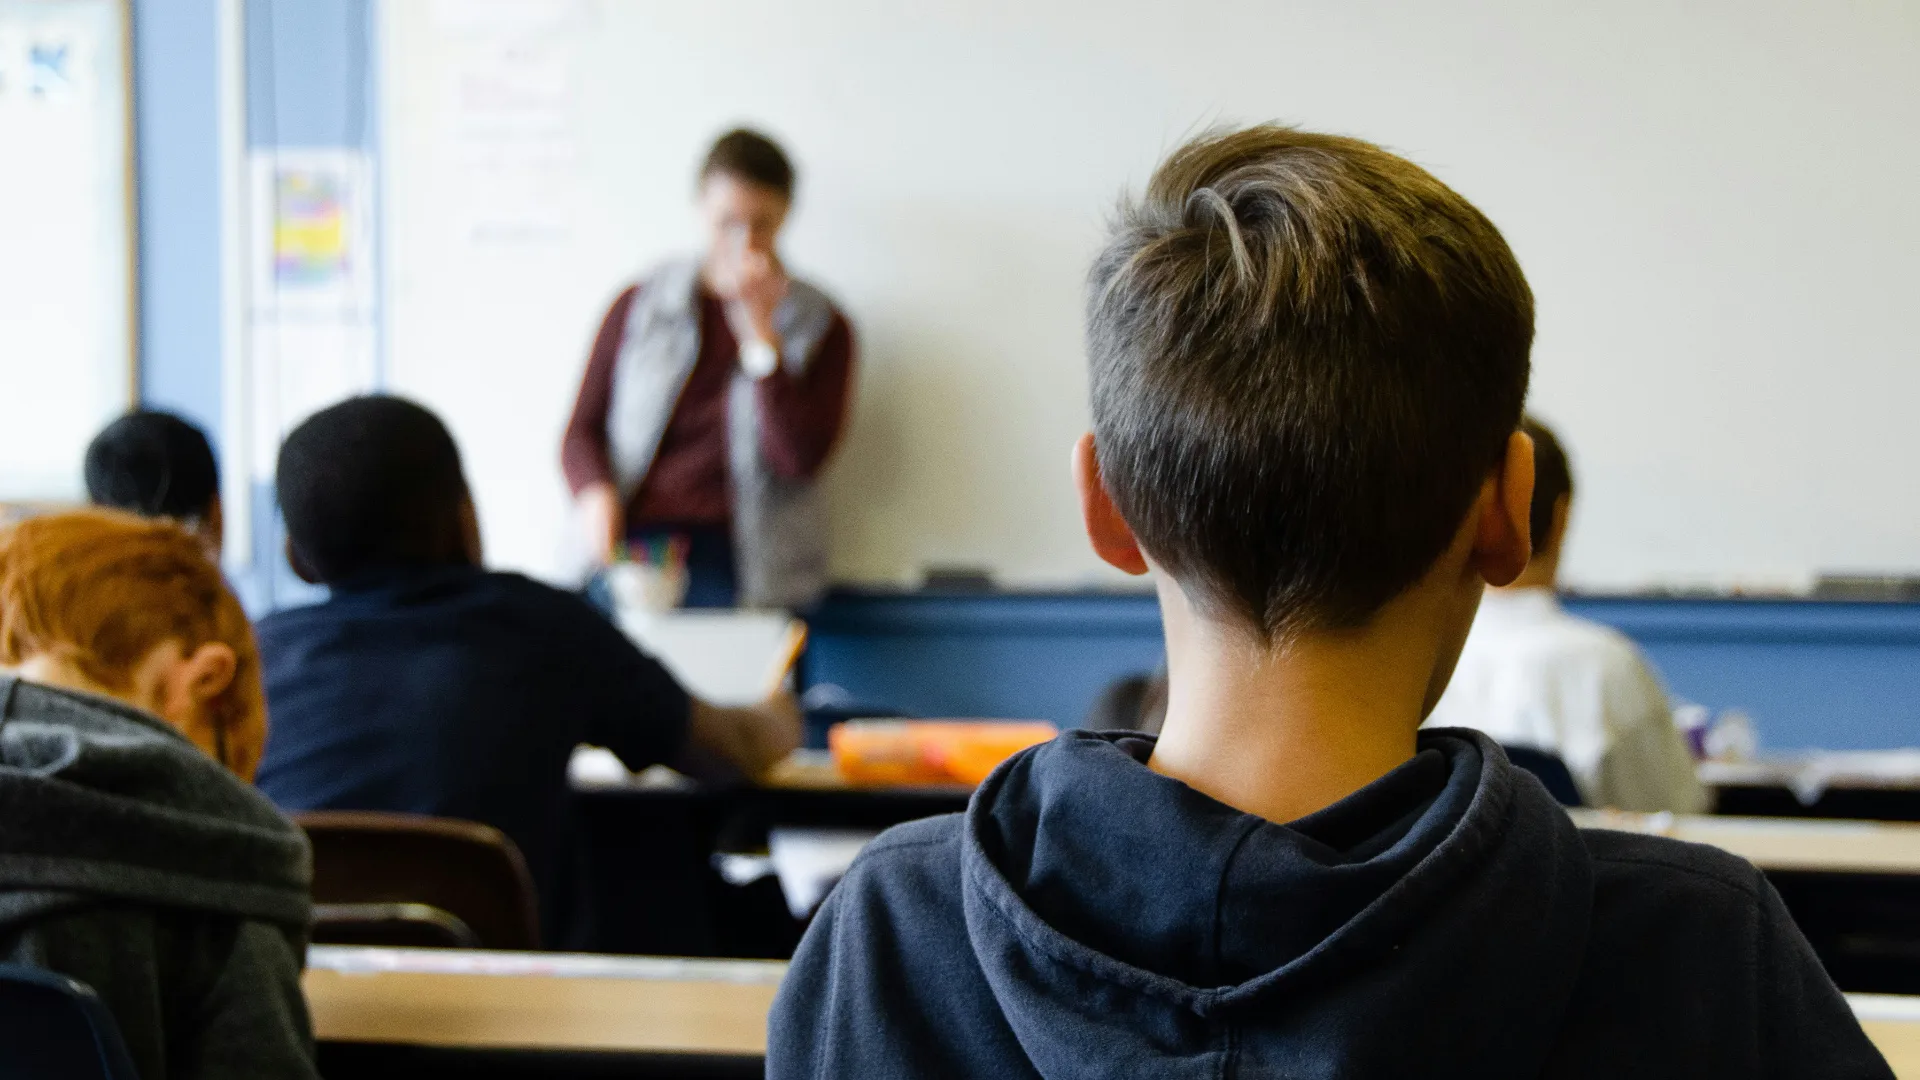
617 610 803 705
567 747 693 790
308 945 784 983
1699 749 1920 805
768 827 880 919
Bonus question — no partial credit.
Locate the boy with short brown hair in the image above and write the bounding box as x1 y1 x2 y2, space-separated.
768 126 1887 1078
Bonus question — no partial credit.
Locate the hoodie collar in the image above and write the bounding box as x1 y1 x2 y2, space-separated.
0 676 311 930
973 733 1459 989
961 728 1593 1077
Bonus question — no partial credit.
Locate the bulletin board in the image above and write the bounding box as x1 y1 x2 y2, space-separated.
0 0 134 502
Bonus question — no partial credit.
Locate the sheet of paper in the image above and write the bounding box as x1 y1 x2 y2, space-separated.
768 827 880 918
617 610 803 705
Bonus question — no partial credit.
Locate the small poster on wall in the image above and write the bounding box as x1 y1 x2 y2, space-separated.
249 148 375 315
246 149 379 483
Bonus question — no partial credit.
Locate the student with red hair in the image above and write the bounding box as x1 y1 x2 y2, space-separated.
0 509 316 1080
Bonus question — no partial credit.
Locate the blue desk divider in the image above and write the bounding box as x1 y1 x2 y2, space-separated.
804 591 1167 731
802 590 1920 752
1566 598 1920 752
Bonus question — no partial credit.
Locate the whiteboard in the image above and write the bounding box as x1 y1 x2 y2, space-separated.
0 0 132 501
380 0 1920 593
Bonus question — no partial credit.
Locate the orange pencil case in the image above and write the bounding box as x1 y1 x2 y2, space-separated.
829 720 1059 786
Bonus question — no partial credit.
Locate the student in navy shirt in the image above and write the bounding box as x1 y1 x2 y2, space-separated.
255 396 799 947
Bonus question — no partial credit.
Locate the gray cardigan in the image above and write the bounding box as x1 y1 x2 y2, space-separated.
0 676 317 1080
606 257 838 609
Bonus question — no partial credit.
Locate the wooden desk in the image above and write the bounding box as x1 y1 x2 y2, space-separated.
567 751 971 956
1573 811 1920 874
305 947 783 1056
1703 754 1920 822
759 750 973 796
1577 812 1920 994
1854 995 1920 1078
306 948 1920 1075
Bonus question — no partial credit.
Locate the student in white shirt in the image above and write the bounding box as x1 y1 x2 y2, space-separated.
1426 417 1708 812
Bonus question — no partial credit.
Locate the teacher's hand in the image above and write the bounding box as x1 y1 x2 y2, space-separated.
724 249 790 354
578 481 624 566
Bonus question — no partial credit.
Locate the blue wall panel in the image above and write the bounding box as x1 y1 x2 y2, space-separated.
805 591 1920 752
805 592 1166 728
1569 598 1920 752
132 0 224 440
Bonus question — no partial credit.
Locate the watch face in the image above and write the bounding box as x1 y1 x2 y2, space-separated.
742 340 779 377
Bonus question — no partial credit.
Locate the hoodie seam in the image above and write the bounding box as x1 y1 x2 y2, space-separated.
1589 852 1761 901
1218 1018 1238 1080
1211 816 1266 988
861 834 952 858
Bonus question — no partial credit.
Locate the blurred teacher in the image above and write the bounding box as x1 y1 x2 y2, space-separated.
563 129 856 610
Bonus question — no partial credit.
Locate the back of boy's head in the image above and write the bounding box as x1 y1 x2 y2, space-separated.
1521 416 1573 553
84 410 220 523
277 395 472 583
1086 124 1534 639
0 508 265 779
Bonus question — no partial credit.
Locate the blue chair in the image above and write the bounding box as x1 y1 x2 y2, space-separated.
0 965 140 1080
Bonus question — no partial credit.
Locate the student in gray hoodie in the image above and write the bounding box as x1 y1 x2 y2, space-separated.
0 509 316 1080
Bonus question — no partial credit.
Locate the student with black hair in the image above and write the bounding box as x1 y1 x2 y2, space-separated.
254 395 800 948
768 127 1887 1077
1425 416 1707 812
84 410 223 557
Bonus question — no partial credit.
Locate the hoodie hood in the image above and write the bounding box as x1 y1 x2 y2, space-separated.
0 676 310 931
960 728 1593 1079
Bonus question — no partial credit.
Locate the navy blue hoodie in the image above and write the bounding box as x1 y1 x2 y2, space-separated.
769 729 1890 1078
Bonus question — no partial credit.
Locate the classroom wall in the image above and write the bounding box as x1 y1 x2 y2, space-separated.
241 0 378 609
132 0 379 609
378 1 1920 594
133 0 223 440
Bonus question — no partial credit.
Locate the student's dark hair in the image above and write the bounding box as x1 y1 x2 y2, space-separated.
700 128 795 199
84 410 220 522
1521 415 1572 554
1087 124 1534 640
276 395 471 583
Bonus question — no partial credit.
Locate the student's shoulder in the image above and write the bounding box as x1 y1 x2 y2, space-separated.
1553 612 1656 669
1580 826 1765 906
480 570 614 624
254 596 332 637
836 814 966 907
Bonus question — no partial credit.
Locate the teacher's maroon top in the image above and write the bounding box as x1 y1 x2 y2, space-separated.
561 282 856 527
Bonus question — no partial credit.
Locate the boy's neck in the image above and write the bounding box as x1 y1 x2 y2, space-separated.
1147 576 1469 824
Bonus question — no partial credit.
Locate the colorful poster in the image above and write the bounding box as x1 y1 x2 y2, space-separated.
246 149 379 482
273 166 351 289
249 149 374 313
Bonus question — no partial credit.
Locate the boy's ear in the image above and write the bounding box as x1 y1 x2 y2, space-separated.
1072 433 1149 576
1473 430 1536 587
178 642 238 704
457 494 485 567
